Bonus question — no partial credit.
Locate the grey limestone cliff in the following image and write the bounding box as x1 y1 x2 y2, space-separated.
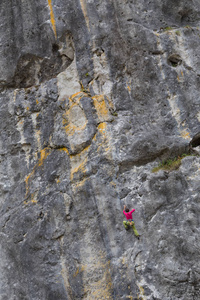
1 0 200 299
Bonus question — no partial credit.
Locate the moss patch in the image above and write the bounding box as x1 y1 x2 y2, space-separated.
164 26 173 31
152 154 196 173
175 30 181 36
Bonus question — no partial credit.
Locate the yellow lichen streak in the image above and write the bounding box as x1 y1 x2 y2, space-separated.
31 112 41 151
126 79 132 93
70 145 90 182
96 122 111 156
181 129 190 140
59 237 74 298
92 95 110 122
127 84 131 92
48 0 57 38
98 122 107 133
58 147 70 155
24 147 51 200
137 285 146 300
73 265 85 278
38 148 50 166
82 251 113 299
63 92 88 137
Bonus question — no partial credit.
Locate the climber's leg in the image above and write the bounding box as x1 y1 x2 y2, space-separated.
131 222 139 237
123 221 130 230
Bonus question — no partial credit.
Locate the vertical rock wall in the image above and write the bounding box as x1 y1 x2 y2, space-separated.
0 1 200 299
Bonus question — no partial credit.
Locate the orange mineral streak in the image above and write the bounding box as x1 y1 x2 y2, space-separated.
70 158 87 181
48 0 57 38
181 130 190 140
24 192 38 205
69 91 86 101
70 145 90 181
63 114 87 136
30 192 38 204
98 122 107 138
127 84 131 92
97 122 111 154
63 93 88 136
73 265 85 278
25 147 51 198
58 147 70 155
82 252 113 299
38 148 50 166
66 124 86 136
92 95 109 121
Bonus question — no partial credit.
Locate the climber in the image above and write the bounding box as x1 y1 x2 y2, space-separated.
123 205 140 239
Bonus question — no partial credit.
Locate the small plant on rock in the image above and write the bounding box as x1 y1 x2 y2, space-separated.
164 26 173 31
152 154 195 173
111 111 118 117
184 25 192 29
171 62 178 67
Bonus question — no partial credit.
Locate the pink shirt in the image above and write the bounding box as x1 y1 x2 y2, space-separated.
123 209 135 220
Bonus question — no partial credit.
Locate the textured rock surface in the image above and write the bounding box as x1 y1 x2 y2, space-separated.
1 0 200 299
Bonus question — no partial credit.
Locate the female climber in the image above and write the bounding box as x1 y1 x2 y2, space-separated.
123 205 140 239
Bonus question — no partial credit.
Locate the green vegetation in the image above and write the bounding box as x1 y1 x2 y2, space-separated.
111 111 118 117
171 62 178 67
85 72 89 77
164 26 173 31
152 154 195 173
175 30 181 36
79 81 91 95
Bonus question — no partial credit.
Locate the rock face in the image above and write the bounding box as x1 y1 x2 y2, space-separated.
1 1 200 299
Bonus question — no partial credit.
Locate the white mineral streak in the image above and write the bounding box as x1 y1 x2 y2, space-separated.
57 58 80 101
58 34 75 61
31 112 41 151
156 32 191 140
60 237 74 300
90 51 113 98
16 118 31 167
